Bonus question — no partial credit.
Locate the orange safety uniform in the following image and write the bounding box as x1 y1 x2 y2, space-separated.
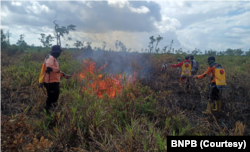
44 54 64 83
197 65 216 82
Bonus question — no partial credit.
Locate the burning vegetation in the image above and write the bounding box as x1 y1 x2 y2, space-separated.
77 60 137 99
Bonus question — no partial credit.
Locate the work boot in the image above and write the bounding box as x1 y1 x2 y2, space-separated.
202 102 214 114
212 101 218 111
212 100 222 112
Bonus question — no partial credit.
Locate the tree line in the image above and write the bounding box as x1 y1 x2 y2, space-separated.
1 21 250 56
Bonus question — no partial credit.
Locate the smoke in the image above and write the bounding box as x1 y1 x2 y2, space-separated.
76 46 154 79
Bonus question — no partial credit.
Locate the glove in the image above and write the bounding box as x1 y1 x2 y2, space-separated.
38 83 43 88
46 67 53 74
171 64 176 68
65 74 71 79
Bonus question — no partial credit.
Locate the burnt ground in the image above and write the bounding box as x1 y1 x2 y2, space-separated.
138 64 250 135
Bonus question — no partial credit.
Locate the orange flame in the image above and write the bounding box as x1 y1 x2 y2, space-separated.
78 60 137 99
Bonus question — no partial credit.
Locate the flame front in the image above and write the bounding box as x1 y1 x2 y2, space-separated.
78 60 137 99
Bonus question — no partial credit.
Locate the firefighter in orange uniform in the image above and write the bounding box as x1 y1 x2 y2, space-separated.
40 45 71 114
193 56 228 114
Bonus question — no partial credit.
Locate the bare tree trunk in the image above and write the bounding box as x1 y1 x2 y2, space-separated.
155 42 159 53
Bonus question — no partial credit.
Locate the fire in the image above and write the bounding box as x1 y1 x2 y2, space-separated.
78 60 137 99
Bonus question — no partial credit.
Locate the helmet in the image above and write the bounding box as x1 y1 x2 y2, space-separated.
206 56 215 62
190 55 194 60
177 58 181 61
185 56 189 60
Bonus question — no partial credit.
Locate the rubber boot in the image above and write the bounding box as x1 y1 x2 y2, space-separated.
212 101 218 111
202 102 214 114
212 100 222 112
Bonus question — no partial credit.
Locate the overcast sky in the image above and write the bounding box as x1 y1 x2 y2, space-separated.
1 0 250 52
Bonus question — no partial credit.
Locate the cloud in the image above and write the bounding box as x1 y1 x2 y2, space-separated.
176 11 250 51
1 1 249 52
154 15 181 33
129 6 150 14
11 1 22 6
26 1 50 14
107 0 129 8
107 0 150 14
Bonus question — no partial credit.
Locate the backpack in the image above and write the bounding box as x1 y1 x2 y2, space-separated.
181 61 192 76
39 55 49 85
213 64 228 89
192 60 199 71
39 63 46 84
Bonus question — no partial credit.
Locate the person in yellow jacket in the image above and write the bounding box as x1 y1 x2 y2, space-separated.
171 56 193 90
39 45 71 113
193 56 228 114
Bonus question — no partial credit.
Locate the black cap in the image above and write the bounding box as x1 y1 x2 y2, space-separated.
190 55 194 60
206 56 215 62
50 45 63 54
185 56 189 60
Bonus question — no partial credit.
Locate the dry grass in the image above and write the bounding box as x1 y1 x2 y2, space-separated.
1 50 249 151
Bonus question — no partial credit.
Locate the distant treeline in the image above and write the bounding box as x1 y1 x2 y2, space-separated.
1 29 250 56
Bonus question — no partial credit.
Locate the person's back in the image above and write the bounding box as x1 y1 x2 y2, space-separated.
190 55 199 75
44 54 61 83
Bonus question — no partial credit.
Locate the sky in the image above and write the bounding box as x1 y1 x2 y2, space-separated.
1 0 250 53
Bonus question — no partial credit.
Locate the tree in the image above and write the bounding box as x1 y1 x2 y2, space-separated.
16 34 28 48
207 49 217 56
245 49 250 56
154 35 163 53
149 36 156 53
102 41 106 50
1 29 6 43
162 46 168 54
73 40 83 49
6 30 12 44
192 48 199 55
225 48 234 56
86 42 92 48
115 40 127 52
155 48 160 54
38 33 46 46
115 40 119 51
177 48 183 54
39 33 54 47
235 48 243 56
169 39 173 52
53 20 76 46
1 29 8 49
65 44 69 48
198 50 203 55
